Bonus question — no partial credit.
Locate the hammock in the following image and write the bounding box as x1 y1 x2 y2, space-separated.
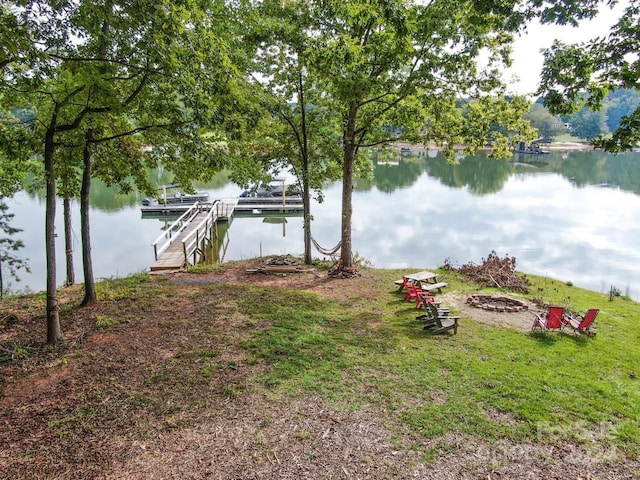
311 235 341 256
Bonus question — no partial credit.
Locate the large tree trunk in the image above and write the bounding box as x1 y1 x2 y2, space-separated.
80 129 97 306
339 153 354 268
303 172 312 264
44 127 61 344
63 198 75 286
339 104 357 269
298 73 312 265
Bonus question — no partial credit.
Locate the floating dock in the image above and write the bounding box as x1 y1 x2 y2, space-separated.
234 196 303 214
142 196 303 217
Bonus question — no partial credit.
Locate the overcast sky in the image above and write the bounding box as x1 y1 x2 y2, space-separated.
505 2 628 96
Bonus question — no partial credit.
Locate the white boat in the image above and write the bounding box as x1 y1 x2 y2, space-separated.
239 178 301 198
161 192 210 204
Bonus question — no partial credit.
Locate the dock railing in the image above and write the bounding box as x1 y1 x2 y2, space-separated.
215 199 236 219
181 202 220 264
151 202 203 261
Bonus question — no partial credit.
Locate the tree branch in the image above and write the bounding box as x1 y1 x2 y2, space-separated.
92 123 174 144
55 70 150 133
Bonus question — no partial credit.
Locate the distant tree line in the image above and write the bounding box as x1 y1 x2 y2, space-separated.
525 89 640 143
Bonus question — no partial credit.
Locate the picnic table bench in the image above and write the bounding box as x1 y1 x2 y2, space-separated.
419 281 448 292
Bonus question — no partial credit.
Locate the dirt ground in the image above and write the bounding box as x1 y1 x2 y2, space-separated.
443 292 538 332
1 262 637 479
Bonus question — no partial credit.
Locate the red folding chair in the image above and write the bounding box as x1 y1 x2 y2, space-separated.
566 309 599 337
532 306 566 332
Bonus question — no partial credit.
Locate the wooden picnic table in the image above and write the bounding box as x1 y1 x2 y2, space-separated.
395 270 448 293
404 271 437 283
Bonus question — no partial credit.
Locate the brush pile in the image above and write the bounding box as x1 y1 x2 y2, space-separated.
445 251 530 293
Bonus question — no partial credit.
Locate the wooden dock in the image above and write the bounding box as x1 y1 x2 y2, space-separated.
148 196 304 272
233 196 303 214
142 196 303 217
150 201 235 271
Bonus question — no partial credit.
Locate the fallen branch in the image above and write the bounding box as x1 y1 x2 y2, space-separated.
0 342 34 363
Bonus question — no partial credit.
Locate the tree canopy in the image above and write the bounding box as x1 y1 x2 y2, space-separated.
1 0 254 342
4 0 636 333
525 103 566 140
248 0 536 269
538 0 640 151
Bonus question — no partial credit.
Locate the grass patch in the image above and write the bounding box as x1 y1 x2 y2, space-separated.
0 341 35 362
239 286 378 393
95 272 161 301
3 263 639 477
236 270 640 456
95 315 121 329
553 133 588 143
187 264 224 275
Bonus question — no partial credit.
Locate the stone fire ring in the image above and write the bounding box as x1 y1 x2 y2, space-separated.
466 294 529 313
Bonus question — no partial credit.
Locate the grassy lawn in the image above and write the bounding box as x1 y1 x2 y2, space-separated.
1 261 638 477
552 133 589 143
241 269 640 455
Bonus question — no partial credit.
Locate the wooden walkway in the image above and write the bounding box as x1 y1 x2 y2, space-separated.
150 201 235 271
148 196 304 272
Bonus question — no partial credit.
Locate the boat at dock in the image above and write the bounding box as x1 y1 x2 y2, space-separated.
141 179 303 217
513 141 550 155
142 185 210 208
239 178 301 198
161 192 210 204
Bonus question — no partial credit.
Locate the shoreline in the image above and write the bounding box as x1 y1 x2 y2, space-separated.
394 141 594 152
543 141 594 150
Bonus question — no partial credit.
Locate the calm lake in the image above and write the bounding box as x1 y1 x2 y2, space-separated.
4 148 640 301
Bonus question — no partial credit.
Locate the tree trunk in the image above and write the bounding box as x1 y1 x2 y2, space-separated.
44 126 62 343
63 198 75 286
339 152 354 268
298 72 312 265
303 174 312 264
339 104 358 269
80 129 97 306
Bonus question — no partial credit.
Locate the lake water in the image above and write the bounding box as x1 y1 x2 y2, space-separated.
4 148 640 301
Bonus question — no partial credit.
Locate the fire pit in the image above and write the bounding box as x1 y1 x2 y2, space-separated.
466 294 529 313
